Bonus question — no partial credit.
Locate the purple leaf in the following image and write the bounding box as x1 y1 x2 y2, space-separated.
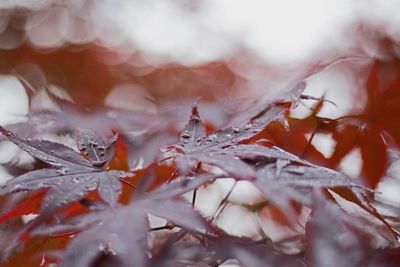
192 154 255 179
0 127 129 211
54 176 216 267
305 192 365 267
179 106 206 153
77 128 117 167
0 126 91 169
207 236 305 267
169 106 271 178
60 207 149 267
229 144 302 162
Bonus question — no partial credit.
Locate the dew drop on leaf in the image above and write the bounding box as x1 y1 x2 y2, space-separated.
91 160 107 167
181 132 191 139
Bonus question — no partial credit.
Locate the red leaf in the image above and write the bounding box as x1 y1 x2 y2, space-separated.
0 191 46 224
360 128 388 188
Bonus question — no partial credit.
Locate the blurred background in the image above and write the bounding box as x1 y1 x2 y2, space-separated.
1 0 399 110
1 0 400 242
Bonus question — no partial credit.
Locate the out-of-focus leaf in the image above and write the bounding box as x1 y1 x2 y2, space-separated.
52 175 216 267
305 192 365 267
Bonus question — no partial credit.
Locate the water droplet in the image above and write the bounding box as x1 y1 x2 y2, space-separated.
72 176 82 183
181 133 191 139
92 160 107 167
209 134 217 140
196 138 202 143
57 169 67 175
232 128 240 134
98 243 117 255
192 116 201 123
85 183 96 190
13 183 26 190
98 147 105 151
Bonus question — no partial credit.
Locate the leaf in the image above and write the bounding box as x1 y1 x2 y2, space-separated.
305 192 365 267
228 143 362 198
150 228 305 267
169 105 283 178
224 143 365 226
367 248 400 267
360 128 388 188
207 235 305 267
327 60 400 188
0 191 46 224
0 126 129 214
58 206 148 267
52 176 216 267
76 128 117 167
330 187 400 239
178 106 206 153
2 235 70 267
228 144 303 163
176 102 291 155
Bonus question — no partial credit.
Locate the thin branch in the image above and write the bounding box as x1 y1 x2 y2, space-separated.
211 181 237 222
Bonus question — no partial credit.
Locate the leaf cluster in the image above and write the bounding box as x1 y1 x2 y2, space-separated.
0 57 400 267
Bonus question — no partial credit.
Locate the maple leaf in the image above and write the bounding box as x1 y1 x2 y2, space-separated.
327 60 400 188
208 237 305 267
305 192 366 267
168 104 289 179
0 126 129 214
150 231 306 267
234 143 400 239
168 104 363 211
166 72 339 179
37 174 217 267
252 158 361 207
